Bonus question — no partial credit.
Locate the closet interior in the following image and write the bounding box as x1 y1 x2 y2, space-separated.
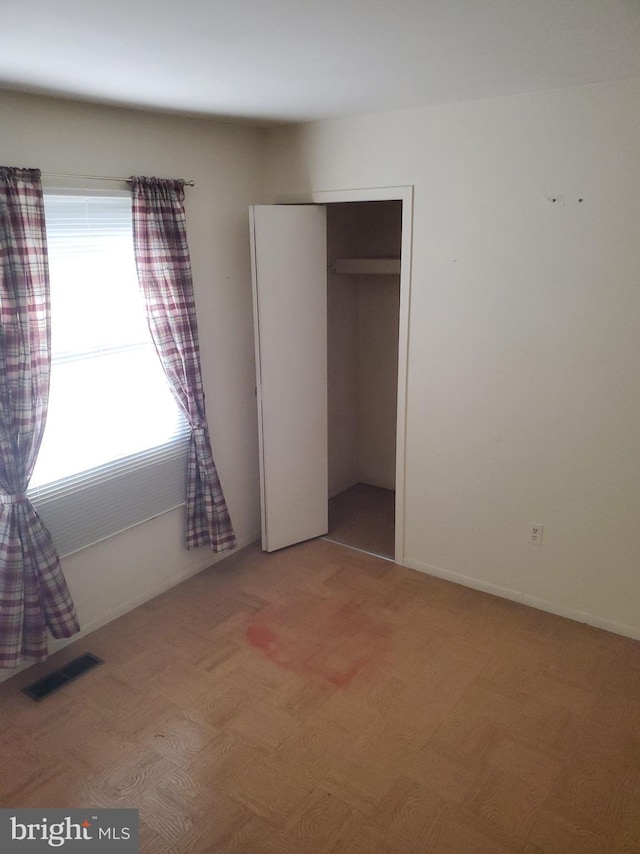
326 200 402 559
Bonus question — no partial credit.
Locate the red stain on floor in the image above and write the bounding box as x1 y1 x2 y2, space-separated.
246 595 392 688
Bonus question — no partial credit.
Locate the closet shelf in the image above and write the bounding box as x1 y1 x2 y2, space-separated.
332 257 401 275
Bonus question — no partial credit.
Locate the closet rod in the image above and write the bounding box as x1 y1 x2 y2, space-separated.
43 172 196 187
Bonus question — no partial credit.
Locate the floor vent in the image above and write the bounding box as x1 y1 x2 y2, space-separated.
22 653 104 701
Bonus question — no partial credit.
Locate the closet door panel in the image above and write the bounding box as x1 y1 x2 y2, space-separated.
250 205 328 552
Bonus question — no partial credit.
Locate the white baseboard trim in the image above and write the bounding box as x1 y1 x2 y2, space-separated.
404 556 640 642
0 532 259 684
71 532 259 641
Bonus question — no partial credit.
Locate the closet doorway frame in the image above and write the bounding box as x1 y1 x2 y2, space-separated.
268 185 413 566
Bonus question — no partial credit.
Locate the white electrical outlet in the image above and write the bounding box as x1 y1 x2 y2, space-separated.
528 523 543 545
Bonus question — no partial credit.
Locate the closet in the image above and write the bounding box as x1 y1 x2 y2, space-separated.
250 198 403 560
326 201 401 558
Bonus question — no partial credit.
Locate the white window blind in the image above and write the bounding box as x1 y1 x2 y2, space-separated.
29 193 190 556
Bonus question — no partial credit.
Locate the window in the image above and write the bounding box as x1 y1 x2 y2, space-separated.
28 192 190 556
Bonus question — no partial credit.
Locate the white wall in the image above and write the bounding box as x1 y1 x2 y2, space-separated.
0 91 265 672
326 202 400 495
355 202 401 490
357 276 399 490
327 205 359 496
266 78 640 638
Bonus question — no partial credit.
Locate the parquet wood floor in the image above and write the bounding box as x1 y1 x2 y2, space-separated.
1 539 640 852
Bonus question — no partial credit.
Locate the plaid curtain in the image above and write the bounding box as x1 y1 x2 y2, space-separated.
130 177 236 552
0 167 80 667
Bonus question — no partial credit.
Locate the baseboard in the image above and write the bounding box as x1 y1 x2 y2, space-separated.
328 479 360 499
404 556 640 642
69 532 259 640
0 531 259 684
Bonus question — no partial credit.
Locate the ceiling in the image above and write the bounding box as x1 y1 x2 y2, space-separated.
2 0 640 124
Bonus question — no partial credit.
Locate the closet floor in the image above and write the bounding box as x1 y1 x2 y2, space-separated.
327 483 395 558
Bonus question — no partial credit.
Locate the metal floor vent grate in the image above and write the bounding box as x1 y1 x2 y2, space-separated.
22 653 104 701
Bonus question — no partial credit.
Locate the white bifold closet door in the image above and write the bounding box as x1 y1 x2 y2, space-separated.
250 205 328 552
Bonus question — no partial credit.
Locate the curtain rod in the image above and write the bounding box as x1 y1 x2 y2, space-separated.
42 172 196 187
